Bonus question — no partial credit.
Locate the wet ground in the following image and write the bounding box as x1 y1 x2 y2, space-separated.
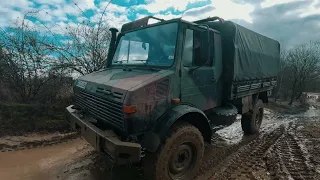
0 132 78 152
0 106 319 180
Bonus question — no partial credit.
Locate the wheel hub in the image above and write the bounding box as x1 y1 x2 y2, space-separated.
169 143 196 179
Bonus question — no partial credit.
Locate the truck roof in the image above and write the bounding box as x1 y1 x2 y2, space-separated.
120 16 279 45
205 20 280 45
120 16 182 33
120 16 220 34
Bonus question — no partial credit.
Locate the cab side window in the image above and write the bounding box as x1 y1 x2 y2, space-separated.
182 29 213 67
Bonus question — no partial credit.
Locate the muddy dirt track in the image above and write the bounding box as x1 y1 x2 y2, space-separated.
0 107 319 180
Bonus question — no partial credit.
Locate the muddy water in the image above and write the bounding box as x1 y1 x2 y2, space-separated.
0 139 91 180
57 153 144 180
304 106 320 117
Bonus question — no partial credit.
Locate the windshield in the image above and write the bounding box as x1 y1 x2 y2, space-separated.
112 22 178 67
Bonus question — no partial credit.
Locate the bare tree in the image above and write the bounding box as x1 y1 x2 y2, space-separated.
0 2 115 103
0 12 58 103
52 3 113 75
55 23 112 75
285 41 320 105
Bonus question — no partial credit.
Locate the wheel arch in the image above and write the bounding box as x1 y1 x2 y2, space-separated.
259 91 269 103
234 92 268 114
154 105 212 142
143 105 212 152
173 111 212 143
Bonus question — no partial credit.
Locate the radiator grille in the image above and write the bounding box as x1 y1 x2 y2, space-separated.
75 90 125 131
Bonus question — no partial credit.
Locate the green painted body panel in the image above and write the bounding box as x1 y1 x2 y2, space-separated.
72 18 280 140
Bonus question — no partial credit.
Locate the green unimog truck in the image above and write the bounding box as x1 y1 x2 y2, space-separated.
66 16 280 180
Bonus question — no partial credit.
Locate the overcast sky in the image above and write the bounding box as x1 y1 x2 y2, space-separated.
1 0 319 48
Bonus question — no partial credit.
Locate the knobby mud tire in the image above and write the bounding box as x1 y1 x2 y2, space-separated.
241 99 264 135
143 123 204 180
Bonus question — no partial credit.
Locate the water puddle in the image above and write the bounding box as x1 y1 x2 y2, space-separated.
0 139 90 180
303 106 320 117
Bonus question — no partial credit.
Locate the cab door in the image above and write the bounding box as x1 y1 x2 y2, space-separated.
180 27 219 111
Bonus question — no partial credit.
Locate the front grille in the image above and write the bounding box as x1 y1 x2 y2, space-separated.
75 90 125 131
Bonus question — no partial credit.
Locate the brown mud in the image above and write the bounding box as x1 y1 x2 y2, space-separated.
0 138 92 180
0 106 319 180
204 119 320 180
0 132 79 152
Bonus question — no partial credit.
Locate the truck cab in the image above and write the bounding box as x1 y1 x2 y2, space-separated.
67 16 279 180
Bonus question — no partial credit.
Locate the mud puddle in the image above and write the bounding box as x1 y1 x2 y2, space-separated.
0 132 79 152
57 153 144 180
303 106 320 117
0 138 91 180
0 136 143 180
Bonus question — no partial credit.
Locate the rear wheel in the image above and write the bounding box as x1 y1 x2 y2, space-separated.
143 123 204 180
241 99 264 134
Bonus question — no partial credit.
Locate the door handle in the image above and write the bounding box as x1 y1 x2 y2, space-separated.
210 77 216 82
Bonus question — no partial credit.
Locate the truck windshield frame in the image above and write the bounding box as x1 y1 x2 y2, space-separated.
111 22 179 68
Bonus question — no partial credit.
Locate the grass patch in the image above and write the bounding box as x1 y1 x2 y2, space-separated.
0 103 71 136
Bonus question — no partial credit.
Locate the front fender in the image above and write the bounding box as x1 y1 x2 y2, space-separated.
141 105 211 152
153 105 209 137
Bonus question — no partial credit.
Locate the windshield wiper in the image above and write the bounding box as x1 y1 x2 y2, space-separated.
113 60 126 64
131 60 159 71
113 60 132 71
132 59 148 64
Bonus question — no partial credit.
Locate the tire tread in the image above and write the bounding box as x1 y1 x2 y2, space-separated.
143 122 204 180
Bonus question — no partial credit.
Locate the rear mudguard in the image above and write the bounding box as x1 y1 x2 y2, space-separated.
141 105 212 152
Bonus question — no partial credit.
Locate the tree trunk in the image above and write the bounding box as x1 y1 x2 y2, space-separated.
288 91 296 106
296 91 303 100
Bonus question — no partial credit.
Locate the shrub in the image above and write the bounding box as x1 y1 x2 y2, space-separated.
0 103 71 136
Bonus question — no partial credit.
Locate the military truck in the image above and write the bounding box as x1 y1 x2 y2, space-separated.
66 16 280 180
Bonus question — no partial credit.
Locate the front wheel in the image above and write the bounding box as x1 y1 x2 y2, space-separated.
241 99 264 135
143 123 204 180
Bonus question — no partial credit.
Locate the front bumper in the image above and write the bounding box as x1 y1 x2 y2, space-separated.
66 105 141 165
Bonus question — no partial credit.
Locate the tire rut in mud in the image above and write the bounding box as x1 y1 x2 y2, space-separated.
0 132 79 152
209 125 286 180
265 123 317 180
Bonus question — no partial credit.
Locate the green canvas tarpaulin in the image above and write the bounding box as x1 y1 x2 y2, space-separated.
206 21 280 82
